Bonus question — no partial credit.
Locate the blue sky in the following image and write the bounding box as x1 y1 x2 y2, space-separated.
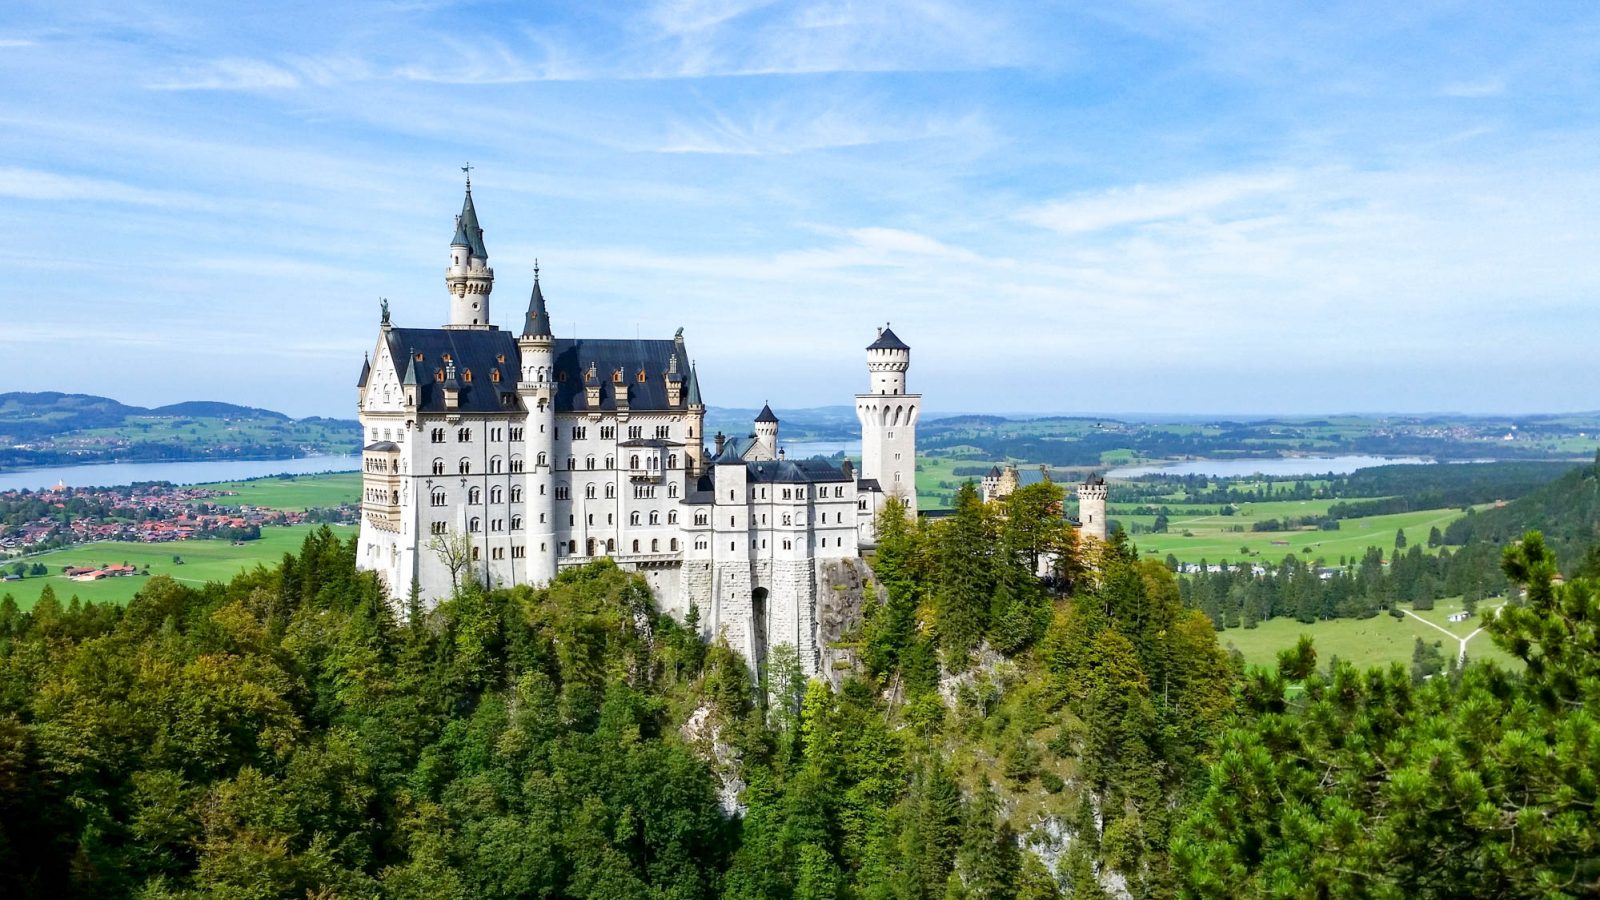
2 1 1599 418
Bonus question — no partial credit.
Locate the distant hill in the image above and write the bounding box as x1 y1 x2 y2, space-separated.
0 392 358 472
147 401 290 420
1445 454 1600 573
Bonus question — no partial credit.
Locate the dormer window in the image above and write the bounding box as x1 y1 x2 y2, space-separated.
558 371 568 382
496 354 505 363
415 352 424 362
636 369 647 382
612 370 623 384
442 353 452 362
490 369 500 382
463 369 472 383
434 369 444 382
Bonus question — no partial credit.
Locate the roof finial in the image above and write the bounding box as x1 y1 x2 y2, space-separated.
533 258 540 282
461 162 473 191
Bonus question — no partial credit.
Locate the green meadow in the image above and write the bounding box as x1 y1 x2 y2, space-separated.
1217 596 1517 671
1125 505 1475 564
4 524 356 610
190 472 361 510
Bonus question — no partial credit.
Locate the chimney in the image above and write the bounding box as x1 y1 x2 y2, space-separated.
841 459 854 480
714 431 726 455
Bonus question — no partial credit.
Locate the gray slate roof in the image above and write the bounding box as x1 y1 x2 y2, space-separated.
755 403 779 423
866 326 909 351
745 457 852 484
522 273 552 338
551 337 693 413
452 187 488 259
383 327 523 415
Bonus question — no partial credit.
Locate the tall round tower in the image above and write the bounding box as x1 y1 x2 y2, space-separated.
444 175 495 329
855 324 921 516
1077 475 1108 543
517 265 558 582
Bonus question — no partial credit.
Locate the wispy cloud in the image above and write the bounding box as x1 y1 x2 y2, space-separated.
147 57 302 91
0 166 212 208
1441 78 1506 98
1019 172 1299 235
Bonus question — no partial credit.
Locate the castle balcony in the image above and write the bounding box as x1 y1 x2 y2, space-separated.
628 467 663 483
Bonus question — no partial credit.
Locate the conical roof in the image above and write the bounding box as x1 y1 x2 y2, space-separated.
687 363 703 406
867 325 909 351
755 403 779 424
357 354 371 388
401 349 419 386
454 184 488 259
522 267 552 338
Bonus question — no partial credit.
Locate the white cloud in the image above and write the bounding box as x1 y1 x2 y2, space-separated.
0 166 210 208
147 57 301 91
1019 172 1299 235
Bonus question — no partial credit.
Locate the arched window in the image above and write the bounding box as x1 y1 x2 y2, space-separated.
668 511 677 524
586 456 595 470
537 451 547 466
604 483 615 498
630 454 640 469
568 540 577 554
489 456 502 473
668 483 679 498
605 455 614 468
651 539 659 552
430 489 445 507
432 458 445 475
469 517 481 532
567 457 576 470
668 454 677 469
783 514 792 526
632 539 640 553
490 486 503 504
458 458 471 474
606 539 615 553
670 538 679 551
510 456 523 473
648 511 660 525
630 511 641 525
510 515 522 530
468 487 482 504
585 483 597 499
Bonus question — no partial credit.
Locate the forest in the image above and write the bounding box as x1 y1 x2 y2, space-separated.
0 482 1595 898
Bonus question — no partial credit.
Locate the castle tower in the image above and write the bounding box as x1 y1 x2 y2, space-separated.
753 403 779 461
444 175 495 329
855 324 920 514
685 362 706 475
517 264 558 581
1078 475 1107 543
980 465 1002 503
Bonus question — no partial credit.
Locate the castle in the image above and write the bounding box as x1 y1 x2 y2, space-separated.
355 180 918 674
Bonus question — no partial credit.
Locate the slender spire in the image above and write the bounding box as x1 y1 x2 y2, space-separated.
522 261 552 338
401 348 419 386
357 352 371 388
687 362 703 406
454 174 487 259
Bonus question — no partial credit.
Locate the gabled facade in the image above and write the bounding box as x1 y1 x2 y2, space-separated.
356 181 921 675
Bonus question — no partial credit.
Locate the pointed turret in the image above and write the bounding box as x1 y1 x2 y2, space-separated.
357 353 371 388
522 262 552 338
687 363 703 407
755 403 779 424
457 181 488 260
444 175 495 329
753 402 779 460
401 349 419 386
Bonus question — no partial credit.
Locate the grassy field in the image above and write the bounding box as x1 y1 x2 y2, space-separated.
1127 505 1474 564
192 472 361 510
1218 596 1517 671
3 524 355 610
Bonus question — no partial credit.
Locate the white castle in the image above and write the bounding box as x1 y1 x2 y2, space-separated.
356 180 919 674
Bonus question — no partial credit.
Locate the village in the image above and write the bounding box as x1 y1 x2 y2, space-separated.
0 480 356 557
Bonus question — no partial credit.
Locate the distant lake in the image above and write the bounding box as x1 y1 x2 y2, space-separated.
785 440 860 458
0 455 360 492
1105 455 1433 479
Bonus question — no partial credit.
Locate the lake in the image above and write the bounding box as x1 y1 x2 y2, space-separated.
0 442 861 492
1104 455 1433 479
0 455 361 492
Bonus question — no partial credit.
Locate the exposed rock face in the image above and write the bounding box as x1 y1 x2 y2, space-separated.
814 557 884 687
679 704 746 818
